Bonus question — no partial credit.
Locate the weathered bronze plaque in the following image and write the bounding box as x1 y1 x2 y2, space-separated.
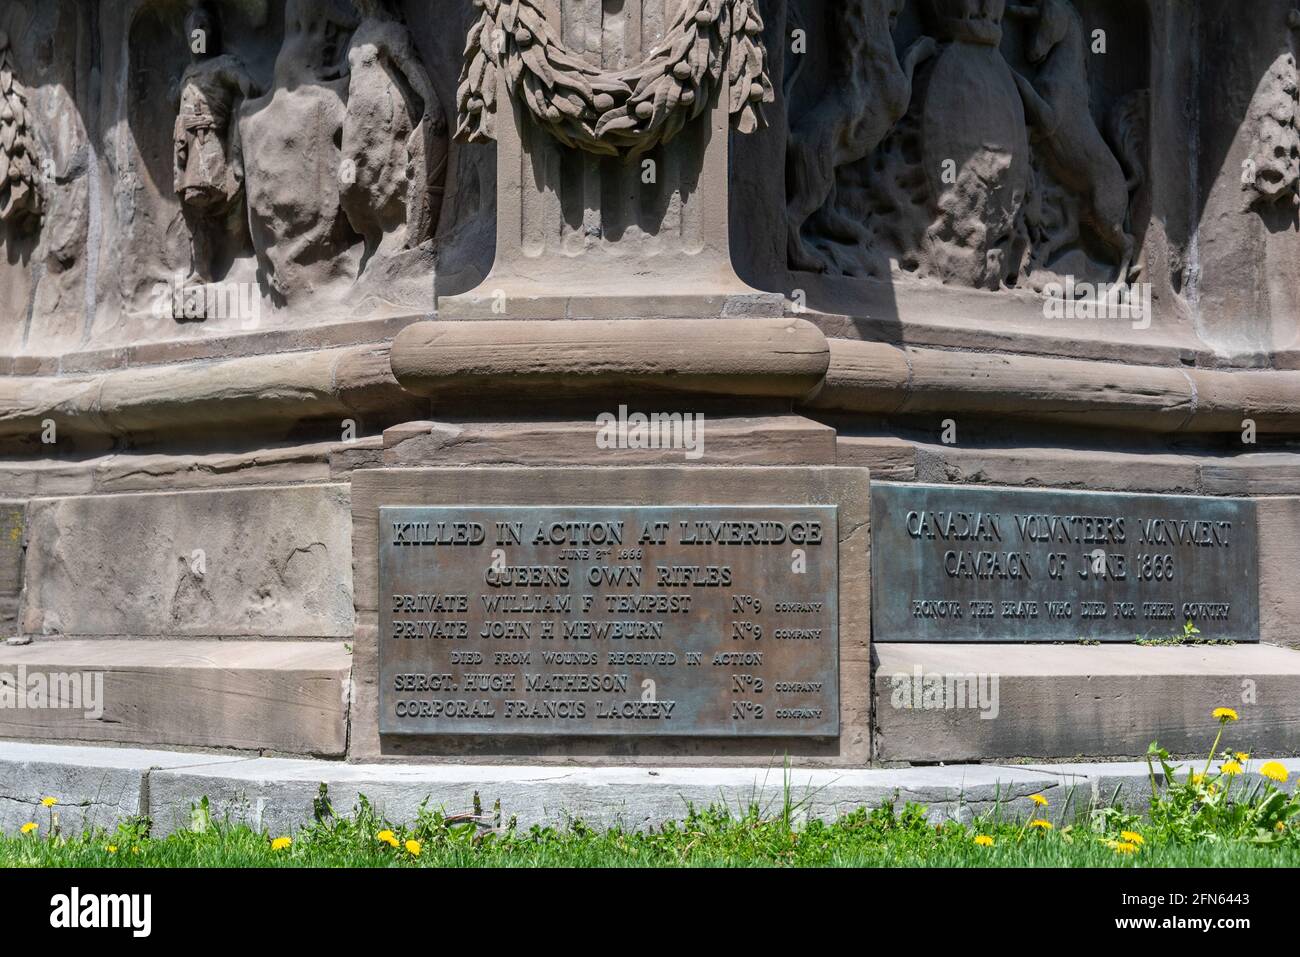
379 506 839 736
872 484 1259 643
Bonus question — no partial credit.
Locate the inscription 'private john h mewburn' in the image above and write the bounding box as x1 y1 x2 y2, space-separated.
379 506 839 737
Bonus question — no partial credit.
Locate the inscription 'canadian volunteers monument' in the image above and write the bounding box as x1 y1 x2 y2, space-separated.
379 506 839 737
872 485 1260 644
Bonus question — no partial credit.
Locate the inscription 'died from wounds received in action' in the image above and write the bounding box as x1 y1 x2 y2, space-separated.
871 484 1260 643
379 506 839 737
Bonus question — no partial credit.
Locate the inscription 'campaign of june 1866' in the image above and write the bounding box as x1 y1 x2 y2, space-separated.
379 506 839 736
872 484 1260 643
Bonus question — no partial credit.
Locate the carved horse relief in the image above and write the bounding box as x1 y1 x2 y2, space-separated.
785 0 935 274
784 0 1147 292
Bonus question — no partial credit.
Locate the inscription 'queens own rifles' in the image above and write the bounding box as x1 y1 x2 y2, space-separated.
379 505 840 737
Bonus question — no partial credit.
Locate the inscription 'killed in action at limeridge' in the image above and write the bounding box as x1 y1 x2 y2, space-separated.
379 506 839 737
872 485 1259 643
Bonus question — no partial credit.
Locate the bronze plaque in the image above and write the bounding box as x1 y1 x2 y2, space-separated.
379 506 838 736
871 483 1260 643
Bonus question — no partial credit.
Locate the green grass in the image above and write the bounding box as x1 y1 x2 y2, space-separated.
5 789 1300 868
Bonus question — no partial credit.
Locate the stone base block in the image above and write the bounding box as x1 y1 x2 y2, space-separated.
873 643 1300 763
0 640 352 756
21 484 355 639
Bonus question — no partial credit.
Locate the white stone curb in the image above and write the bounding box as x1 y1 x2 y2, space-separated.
2 742 1297 836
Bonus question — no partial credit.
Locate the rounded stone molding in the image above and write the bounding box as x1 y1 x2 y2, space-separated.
804 338 1300 433
389 317 832 399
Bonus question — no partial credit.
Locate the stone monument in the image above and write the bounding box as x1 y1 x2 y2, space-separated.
0 0 1296 776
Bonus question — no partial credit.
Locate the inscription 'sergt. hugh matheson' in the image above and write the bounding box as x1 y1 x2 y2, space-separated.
871 484 1260 644
379 506 839 737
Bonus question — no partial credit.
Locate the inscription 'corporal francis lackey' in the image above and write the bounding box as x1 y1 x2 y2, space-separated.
378 506 840 737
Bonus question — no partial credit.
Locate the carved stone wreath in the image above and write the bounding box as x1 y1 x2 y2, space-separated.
456 0 773 158
0 30 43 227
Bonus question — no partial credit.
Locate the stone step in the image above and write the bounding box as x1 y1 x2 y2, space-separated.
873 643 1300 763
0 640 351 757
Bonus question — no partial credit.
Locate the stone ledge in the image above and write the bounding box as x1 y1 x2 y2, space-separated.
0 640 352 757
380 415 838 466
0 315 421 377
873 643 1300 763
3 742 1297 835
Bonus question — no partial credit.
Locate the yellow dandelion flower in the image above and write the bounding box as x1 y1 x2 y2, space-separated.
270 837 292 852
974 835 994 847
1029 819 1053 830
1261 761 1289 783
1114 841 1140 855
1277 821 1287 833
106 845 117 854
1121 831 1145 845
377 829 399 847
405 839 422 856
40 797 57 808
1236 752 1250 762
1191 772 1206 785
1030 794 1048 807
1221 760 1243 776
1213 707 1239 722
19 822 37 834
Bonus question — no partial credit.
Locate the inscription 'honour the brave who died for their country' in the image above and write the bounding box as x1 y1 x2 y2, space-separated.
871 484 1260 643
378 506 839 737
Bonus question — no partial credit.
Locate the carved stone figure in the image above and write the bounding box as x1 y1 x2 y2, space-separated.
0 29 43 232
172 2 260 295
785 0 936 273
240 0 359 305
1242 9 1300 210
914 0 1031 289
1010 0 1140 279
340 0 447 264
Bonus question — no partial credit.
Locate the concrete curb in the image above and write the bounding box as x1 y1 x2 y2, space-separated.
2 742 1298 836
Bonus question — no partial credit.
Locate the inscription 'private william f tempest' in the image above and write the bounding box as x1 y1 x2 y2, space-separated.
379 505 839 737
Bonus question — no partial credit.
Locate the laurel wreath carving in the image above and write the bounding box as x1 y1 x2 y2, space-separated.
0 32 43 226
456 0 773 157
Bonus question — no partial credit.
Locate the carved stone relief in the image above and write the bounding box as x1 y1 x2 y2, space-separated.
121 0 457 323
172 2 260 308
341 0 448 264
0 28 43 232
443 0 777 312
456 0 772 157
784 0 1148 293
1241 10 1300 210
